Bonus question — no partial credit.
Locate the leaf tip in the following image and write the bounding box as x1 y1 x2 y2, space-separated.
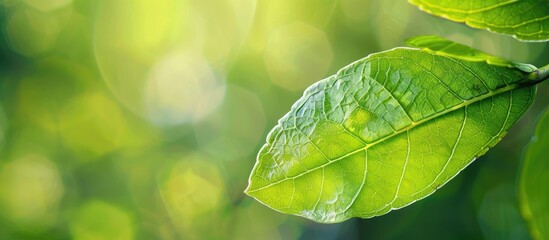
243 185 251 195
243 180 258 197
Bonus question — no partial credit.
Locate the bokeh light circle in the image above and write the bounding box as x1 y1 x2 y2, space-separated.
69 201 134 240
264 22 333 91
158 156 226 239
5 5 72 57
0 154 64 230
145 50 225 126
194 85 266 161
22 0 72 12
94 0 257 126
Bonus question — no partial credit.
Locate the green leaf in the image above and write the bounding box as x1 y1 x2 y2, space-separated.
405 35 537 71
408 0 549 42
245 38 537 223
519 108 549 240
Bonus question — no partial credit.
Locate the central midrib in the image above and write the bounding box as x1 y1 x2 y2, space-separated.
247 81 530 194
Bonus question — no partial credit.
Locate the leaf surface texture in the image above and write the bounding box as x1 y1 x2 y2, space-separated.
409 0 549 41
246 39 536 223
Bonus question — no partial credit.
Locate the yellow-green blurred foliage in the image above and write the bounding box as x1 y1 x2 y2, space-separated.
0 0 548 239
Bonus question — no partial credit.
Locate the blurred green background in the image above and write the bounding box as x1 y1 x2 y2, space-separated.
0 0 548 239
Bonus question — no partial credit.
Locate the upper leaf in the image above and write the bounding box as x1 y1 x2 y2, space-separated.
408 0 549 42
406 35 537 71
520 108 549 239
245 37 538 223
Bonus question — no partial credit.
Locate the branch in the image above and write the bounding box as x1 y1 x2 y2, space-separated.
528 63 549 83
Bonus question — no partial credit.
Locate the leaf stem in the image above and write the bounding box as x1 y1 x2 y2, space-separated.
528 63 549 83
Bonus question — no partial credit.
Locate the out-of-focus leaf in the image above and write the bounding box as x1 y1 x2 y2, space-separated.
408 0 549 42
478 185 530 240
246 38 537 223
519 108 549 240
